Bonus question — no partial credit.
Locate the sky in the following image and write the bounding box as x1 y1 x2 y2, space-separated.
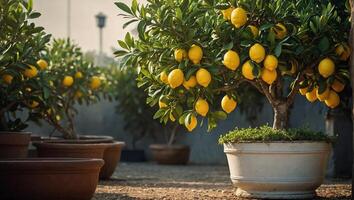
33 0 144 57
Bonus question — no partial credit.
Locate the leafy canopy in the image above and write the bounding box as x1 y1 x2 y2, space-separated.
115 0 350 131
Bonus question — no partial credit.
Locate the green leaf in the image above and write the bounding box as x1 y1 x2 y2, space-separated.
131 0 138 14
318 37 330 53
213 111 227 120
29 12 41 19
223 42 233 50
274 43 282 57
115 2 133 15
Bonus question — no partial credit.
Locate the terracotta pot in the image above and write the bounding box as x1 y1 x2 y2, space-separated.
34 137 125 179
99 141 125 179
0 158 103 200
224 142 331 199
150 144 190 165
33 142 111 159
0 132 31 158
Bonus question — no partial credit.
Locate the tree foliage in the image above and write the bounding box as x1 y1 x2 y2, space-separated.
0 0 51 131
115 0 350 131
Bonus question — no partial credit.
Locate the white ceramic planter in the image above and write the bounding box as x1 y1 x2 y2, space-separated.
224 142 331 199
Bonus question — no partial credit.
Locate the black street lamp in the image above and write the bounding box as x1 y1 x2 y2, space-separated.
95 12 106 58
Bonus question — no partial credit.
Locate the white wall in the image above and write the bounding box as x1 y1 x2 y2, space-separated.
33 0 144 55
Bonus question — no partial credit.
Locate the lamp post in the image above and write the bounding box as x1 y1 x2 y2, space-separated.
95 12 106 65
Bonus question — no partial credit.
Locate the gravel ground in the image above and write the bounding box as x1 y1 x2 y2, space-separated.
93 162 352 200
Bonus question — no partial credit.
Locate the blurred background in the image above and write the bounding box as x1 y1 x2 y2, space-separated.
25 0 351 178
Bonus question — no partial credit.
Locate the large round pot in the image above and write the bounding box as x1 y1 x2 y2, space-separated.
99 141 125 179
150 144 190 165
0 132 31 158
34 137 125 180
0 158 103 200
224 142 331 199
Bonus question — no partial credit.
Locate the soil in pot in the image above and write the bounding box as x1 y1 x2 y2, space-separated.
0 158 104 200
150 144 190 165
0 132 31 158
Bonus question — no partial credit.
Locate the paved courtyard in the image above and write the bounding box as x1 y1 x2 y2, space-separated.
93 162 351 200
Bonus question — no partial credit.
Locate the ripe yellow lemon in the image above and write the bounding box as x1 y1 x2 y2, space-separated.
331 79 345 93
222 7 234 20
248 25 259 38
273 23 287 40
261 69 277 85
188 44 203 64
249 43 265 63
223 50 240 70
264 55 278 71
90 76 101 90
316 87 330 101
242 61 255 80
185 114 197 132
221 95 237 113
318 58 335 78
299 87 308 96
335 43 351 61
75 71 83 79
305 89 317 102
231 7 247 28
37 59 48 70
183 75 197 90
196 68 211 87
174 49 187 62
160 71 169 84
62 76 74 87
24 65 38 78
325 90 340 108
195 98 209 117
168 69 184 88
2 74 13 85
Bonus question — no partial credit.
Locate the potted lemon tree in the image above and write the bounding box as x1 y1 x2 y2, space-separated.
0 1 104 200
32 39 124 179
115 0 348 198
111 66 189 164
0 0 51 158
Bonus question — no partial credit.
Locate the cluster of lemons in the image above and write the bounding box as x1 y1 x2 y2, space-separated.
157 6 349 132
221 6 348 109
159 44 238 132
1 59 48 109
62 71 102 99
1 59 103 109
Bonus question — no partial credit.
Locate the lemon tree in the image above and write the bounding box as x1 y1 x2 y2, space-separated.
0 0 51 131
34 39 109 139
115 0 350 131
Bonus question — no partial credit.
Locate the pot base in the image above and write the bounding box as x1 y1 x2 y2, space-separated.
236 188 315 199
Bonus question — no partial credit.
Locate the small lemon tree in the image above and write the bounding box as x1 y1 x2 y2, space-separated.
0 0 51 131
35 39 108 139
115 0 350 131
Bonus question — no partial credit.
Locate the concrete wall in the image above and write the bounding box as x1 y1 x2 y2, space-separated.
27 94 328 165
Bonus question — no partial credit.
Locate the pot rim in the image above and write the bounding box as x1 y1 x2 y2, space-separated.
32 141 113 149
0 131 31 135
0 158 104 170
223 140 331 144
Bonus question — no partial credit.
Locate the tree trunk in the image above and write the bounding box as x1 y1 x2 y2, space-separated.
272 102 288 130
349 0 354 193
